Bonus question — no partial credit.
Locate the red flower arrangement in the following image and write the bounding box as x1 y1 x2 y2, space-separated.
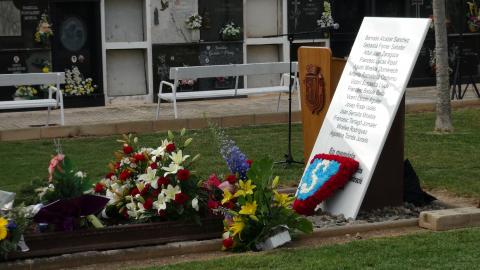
293 154 359 216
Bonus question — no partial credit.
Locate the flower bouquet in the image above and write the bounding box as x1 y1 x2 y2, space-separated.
28 151 108 232
467 1 480 32
220 22 241 41
209 158 312 251
204 125 312 251
316 1 334 37
93 131 204 224
13 86 38 100
64 66 97 96
185 13 203 30
34 13 53 47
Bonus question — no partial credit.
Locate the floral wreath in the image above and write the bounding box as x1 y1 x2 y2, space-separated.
293 153 359 216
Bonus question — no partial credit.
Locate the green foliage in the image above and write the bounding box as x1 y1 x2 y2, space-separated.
16 178 45 205
42 157 91 203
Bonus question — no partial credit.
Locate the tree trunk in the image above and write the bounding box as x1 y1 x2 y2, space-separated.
433 0 453 132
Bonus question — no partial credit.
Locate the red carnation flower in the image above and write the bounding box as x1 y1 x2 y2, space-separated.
157 210 166 217
166 143 176 153
222 201 235 210
119 169 131 181
177 169 190 181
134 153 146 162
130 187 140 196
140 183 151 196
174 193 189 205
94 183 104 193
205 174 221 188
157 176 169 187
207 200 220 209
226 174 237 184
114 162 121 170
150 162 158 169
105 172 115 179
123 145 133 154
246 159 253 166
223 237 234 249
152 189 160 197
122 209 129 219
143 198 154 210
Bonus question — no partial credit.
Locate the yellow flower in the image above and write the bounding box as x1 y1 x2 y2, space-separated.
42 67 50 73
273 191 294 208
271 176 279 188
234 180 256 197
239 201 258 221
230 216 245 237
0 217 8 241
221 189 234 205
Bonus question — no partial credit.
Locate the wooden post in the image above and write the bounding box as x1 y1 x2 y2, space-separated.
298 47 336 162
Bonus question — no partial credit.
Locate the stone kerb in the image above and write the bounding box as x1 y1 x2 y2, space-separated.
419 207 480 231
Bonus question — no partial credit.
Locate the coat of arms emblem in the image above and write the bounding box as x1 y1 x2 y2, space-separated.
304 64 325 114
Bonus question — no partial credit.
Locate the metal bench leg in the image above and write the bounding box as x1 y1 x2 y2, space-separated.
46 106 51 126
276 93 281 112
173 98 178 119
60 103 64 126
156 97 161 120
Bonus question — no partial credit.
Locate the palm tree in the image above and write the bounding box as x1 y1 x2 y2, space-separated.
432 0 453 132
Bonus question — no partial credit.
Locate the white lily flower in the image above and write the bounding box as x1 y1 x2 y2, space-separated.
126 197 138 219
106 183 125 204
75 171 86 178
162 184 181 201
162 150 190 176
192 197 199 211
150 139 171 157
120 157 131 166
138 167 160 189
153 193 168 212
162 162 184 176
169 150 190 165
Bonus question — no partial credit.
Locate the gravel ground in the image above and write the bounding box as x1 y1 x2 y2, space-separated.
308 201 448 228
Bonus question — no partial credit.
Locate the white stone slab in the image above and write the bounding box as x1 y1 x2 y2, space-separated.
305 17 431 219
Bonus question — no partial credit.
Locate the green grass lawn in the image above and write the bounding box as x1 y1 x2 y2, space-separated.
0 108 479 198
142 228 480 270
405 108 480 197
0 124 305 193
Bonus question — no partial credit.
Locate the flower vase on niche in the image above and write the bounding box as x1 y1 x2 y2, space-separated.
191 29 200 41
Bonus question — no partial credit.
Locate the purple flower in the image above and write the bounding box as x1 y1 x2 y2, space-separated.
219 139 250 180
7 220 17 230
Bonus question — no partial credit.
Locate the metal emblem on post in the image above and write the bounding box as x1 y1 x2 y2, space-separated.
304 64 325 114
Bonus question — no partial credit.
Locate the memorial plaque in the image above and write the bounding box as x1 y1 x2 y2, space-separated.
199 0 243 42
153 44 200 99
0 49 51 100
0 0 48 49
305 17 431 218
198 42 243 90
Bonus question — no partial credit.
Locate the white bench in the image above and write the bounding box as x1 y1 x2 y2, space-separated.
0 72 65 126
156 62 299 119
